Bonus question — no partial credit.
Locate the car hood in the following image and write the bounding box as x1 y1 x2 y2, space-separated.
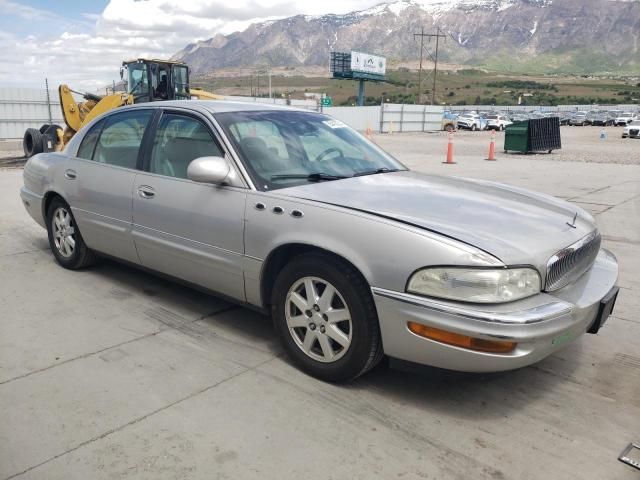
279 171 595 269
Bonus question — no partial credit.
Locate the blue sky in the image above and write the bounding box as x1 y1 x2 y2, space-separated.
0 0 106 36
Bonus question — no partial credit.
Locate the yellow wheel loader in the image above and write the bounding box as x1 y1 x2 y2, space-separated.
23 58 222 157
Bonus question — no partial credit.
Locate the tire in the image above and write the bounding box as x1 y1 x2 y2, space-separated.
46 197 96 269
499 125 504 131
42 124 62 138
23 128 44 158
471 124 477 131
271 252 383 382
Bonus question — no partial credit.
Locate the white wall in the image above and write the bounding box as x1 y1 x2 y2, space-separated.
322 106 381 132
0 87 64 139
379 104 444 133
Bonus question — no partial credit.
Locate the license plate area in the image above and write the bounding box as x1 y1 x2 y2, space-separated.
587 286 619 334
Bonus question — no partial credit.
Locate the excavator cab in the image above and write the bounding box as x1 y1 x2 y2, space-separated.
121 59 191 103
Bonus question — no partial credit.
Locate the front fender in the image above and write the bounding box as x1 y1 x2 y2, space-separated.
244 192 503 306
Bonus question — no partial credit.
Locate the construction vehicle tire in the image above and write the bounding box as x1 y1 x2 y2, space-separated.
39 124 62 137
23 128 44 158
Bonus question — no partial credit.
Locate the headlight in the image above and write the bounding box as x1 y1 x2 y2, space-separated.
407 267 541 303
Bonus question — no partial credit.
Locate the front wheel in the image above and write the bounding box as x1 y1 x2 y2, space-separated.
471 124 477 131
46 197 96 269
271 253 383 382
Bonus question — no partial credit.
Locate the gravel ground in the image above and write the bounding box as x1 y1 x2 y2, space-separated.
375 125 640 166
0 140 24 167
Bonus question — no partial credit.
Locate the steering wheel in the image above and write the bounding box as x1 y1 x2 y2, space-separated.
314 147 344 163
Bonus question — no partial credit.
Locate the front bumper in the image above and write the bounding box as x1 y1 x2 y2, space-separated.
373 249 618 372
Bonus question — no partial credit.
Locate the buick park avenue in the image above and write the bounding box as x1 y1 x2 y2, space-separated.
20 101 619 382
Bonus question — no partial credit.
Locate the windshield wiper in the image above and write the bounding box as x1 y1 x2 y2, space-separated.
352 167 399 177
270 173 348 182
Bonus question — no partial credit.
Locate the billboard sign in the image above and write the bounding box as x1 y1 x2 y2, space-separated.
350 51 386 77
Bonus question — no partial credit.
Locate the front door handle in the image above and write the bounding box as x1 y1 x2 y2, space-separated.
137 185 155 199
64 169 77 180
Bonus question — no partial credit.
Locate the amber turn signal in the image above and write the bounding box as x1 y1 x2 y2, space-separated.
407 322 517 354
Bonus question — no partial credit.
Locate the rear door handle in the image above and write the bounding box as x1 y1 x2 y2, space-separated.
137 185 155 199
64 169 77 180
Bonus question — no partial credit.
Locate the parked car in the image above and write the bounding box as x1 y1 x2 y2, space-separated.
569 112 589 126
622 120 640 138
20 101 619 382
510 113 529 123
556 113 572 126
485 114 513 131
614 112 638 126
442 111 458 131
456 113 487 131
591 112 615 127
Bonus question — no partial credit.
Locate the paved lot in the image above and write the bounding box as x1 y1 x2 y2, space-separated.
1 131 639 479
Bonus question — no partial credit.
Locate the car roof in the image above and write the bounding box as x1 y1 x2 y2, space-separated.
121 100 312 115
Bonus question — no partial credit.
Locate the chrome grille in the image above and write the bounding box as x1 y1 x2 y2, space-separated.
545 231 601 291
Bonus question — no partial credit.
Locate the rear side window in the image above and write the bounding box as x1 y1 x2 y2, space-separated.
149 113 223 179
92 110 152 169
76 119 104 160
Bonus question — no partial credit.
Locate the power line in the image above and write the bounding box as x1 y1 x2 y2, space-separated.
413 27 446 105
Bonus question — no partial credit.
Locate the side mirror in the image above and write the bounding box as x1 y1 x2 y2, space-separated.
187 156 230 184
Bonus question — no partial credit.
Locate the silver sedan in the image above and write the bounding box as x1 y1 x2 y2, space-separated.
20 101 619 382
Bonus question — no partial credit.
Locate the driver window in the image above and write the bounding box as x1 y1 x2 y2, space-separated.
300 128 362 164
149 114 223 179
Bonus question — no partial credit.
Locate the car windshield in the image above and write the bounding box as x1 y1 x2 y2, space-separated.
486 115 498 119
215 110 405 191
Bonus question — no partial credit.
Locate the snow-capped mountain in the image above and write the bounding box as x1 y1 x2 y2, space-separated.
173 0 639 74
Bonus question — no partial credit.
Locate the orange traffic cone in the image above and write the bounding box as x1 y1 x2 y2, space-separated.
485 129 496 161
443 131 456 164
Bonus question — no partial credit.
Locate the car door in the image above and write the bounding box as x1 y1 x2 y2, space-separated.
131 110 247 301
64 109 153 264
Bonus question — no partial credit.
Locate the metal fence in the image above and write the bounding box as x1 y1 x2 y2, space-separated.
0 87 64 140
321 104 444 133
379 104 444 133
6 84 635 141
449 104 640 113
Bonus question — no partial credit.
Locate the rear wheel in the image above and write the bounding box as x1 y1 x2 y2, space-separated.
271 253 383 382
46 197 96 269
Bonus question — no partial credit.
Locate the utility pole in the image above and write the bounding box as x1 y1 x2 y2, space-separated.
413 27 446 105
45 78 52 126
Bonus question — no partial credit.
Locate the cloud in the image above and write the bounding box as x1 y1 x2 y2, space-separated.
0 0 389 90
0 0 59 21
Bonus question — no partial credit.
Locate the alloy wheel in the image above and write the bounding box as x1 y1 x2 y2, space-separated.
51 207 76 258
285 276 352 363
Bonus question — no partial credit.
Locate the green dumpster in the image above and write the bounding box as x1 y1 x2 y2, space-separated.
504 120 530 153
